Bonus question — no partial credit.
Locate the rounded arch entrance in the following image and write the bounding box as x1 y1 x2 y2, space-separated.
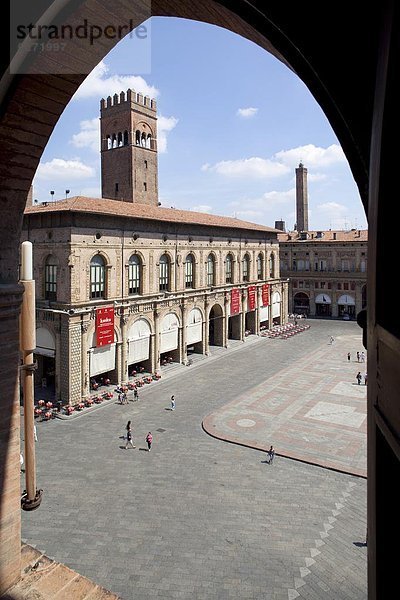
0 3 395 598
208 303 224 347
293 292 310 315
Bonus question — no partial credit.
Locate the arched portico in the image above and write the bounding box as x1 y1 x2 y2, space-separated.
127 317 152 374
208 303 224 347
338 294 356 319
315 293 332 317
293 292 310 316
0 2 396 597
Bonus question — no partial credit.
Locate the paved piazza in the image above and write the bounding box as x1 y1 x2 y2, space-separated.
22 320 367 599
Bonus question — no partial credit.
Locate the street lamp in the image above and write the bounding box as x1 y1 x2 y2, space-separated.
50 190 54 201
65 189 70 199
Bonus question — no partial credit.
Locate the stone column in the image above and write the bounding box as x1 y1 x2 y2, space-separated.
204 297 210 355
255 287 261 335
55 320 62 401
240 290 246 340
120 314 128 383
268 289 273 326
0 283 24 594
153 308 160 371
69 319 82 404
224 295 230 347
180 301 188 364
81 321 90 398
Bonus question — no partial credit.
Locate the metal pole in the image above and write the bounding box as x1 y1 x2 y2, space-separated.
20 241 42 510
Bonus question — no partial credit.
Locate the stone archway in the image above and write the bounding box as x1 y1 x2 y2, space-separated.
208 304 224 347
0 3 397 598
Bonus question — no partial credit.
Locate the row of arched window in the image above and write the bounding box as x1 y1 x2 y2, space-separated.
42 251 276 302
105 130 153 149
91 252 275 300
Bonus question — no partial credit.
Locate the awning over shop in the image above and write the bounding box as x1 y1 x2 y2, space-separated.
315 293 332 304
337 294 355 306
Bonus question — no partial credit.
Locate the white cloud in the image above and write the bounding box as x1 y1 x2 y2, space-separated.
192 204 213 213
236 107 258 118
72 61 159 100
157 115 179 153
70 118 100 153
314 201 350 229
202 157 290 179
274 144 346 168
35 158 95 181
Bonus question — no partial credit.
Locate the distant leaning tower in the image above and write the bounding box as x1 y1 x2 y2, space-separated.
100 89 158 206
295 161 309 232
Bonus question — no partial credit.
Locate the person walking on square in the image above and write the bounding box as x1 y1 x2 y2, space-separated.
364 373 368 385
347 352 351 362
267 445 275 465
171 395 175 411
361 351 365 363
146 431 153 452
356 351 360 362
125 423 135 449
356 371 362 385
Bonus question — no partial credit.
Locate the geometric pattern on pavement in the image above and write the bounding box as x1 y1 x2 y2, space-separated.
203 331 367 477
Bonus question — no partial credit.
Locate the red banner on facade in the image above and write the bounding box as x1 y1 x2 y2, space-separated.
247 286 256 311
262 284 270 307
96 307 114 347
230 288 240 315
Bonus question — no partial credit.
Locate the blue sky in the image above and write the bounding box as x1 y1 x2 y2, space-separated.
33 17 368 231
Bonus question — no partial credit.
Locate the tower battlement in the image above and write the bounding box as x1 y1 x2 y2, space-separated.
100 89 157 113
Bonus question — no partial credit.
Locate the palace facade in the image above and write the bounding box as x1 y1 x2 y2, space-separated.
22 89 288 405
277 163 367 319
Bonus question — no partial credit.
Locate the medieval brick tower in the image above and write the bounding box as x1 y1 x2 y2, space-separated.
100 89 158 206
295 162 309 232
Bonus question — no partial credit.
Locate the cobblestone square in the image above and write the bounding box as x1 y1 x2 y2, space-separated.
22 319 367 599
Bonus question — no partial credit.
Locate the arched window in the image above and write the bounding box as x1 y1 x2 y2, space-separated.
135 130 141 145
159 254 170 291
242 254 250 282
44 255 57 301
123 130 129 145
207 254 215 287
112 134 117 148
185 254 195 288
106 135 111 150
146 133 151 149
90 255 106 299
141 132 146 147
117 132 123 147
269 253 275 278
128 255 141 295
225 254 233 284
257 253 264 280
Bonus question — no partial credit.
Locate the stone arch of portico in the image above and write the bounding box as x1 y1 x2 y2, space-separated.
208 302 225 347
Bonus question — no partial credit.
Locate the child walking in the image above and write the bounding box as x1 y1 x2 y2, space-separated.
146 431 153 452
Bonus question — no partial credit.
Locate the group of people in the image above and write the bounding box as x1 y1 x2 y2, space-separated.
123 395 177 452
356 371 367 385
124 420 153 451
347 350 367 385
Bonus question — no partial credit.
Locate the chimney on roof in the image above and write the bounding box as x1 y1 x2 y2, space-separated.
295 162 309 233
274 219 286 231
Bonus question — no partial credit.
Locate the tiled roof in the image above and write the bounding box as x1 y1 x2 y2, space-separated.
277 229 368 242
25 196 279 234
